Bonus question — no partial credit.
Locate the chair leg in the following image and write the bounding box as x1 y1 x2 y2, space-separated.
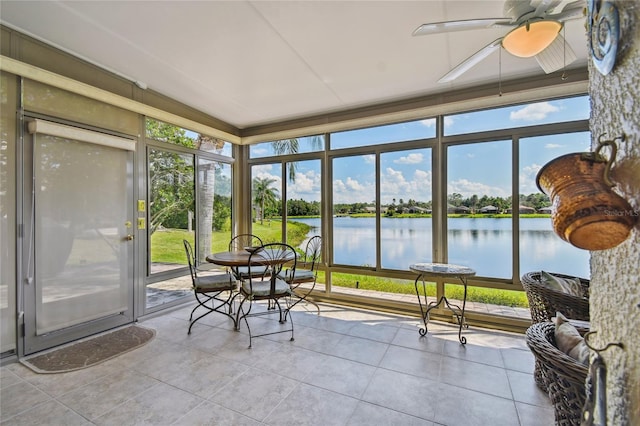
188 290 238 334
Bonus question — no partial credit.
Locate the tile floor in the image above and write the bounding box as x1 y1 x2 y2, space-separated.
0 302 554 425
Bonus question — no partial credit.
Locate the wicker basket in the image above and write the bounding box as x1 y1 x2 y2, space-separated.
521 272 589 390
521 272 590 324
525 322 588 426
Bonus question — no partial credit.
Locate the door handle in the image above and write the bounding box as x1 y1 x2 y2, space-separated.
125 234 134 241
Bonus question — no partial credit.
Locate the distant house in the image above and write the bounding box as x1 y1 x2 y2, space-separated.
407 206 431 214
447 204 471 214
506 205 536 214
479 205 499 214
538 206 553 214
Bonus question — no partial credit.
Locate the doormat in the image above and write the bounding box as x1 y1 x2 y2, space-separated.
20 325 155 374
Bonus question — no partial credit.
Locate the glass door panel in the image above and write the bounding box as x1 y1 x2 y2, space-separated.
24 129 134 354
148 148 194 274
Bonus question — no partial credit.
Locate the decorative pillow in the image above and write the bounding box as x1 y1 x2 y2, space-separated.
541 271 584 298
554 312 590 365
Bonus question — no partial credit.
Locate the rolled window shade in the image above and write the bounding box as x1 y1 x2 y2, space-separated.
28 119 136 151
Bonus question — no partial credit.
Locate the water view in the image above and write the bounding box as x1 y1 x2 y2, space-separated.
291 217 590 279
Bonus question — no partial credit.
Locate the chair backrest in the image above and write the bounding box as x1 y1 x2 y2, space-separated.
303 236 322 271
247 242 297 293
183 239 197 283
229 233 263 251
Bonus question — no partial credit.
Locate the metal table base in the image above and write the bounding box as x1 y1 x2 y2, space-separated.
410 263 476 345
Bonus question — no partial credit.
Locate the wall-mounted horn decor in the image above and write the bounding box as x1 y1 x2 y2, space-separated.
536 135 638 250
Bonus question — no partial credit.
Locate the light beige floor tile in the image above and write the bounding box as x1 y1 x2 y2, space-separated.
215 335 282 366
263 382 359 426
132 341 210 382
326 335 390 366
515 401 556 426
346 322 399 343
507 369 552 407
162 354 250 399
502 347 536 374
390 327 446 354
57 370 159 420
185 324 247 354
174 400 262 426
0 381 52 420
442 340 505 368
0 367 23 389
251 344 331 381
378 345 443 380
1 399 92 426
289 324 344 353
347 402 435 426
432 382 520 426
209 368 298 422
439 356 512 399
302 356 376 398
93 382 204 426
1 301 557 426
10 360 119 398
361 368 439 421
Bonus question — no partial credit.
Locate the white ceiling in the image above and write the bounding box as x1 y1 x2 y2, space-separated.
0 0 589 130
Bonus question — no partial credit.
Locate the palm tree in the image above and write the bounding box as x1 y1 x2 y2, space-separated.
253 177 279 224
271 136 323 182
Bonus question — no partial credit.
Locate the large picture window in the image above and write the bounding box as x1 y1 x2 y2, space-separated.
248 94 590 322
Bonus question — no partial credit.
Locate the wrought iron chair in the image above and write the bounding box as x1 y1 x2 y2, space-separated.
525 322 588 426
228 233 268 281
279 235 321 315
235 242 297 348
183 240 238 334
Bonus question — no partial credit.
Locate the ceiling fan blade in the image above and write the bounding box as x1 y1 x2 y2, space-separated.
552 4 586 21
530 0 559 16
438 38 503 83
413 18 512 36
549 0 578 14
535 34 577 73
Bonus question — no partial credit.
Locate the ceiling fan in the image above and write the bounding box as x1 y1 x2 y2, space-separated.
413 0 586 83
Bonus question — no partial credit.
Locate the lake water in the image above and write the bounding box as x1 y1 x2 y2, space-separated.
290 217 590 279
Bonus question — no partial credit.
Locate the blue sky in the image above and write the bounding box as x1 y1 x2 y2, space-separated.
251 95 590 204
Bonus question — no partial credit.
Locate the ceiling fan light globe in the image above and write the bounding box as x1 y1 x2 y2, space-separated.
502 20 562 58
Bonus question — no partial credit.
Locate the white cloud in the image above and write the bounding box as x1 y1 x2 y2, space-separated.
394 153 424 164
545 143 564 149
510 102 560 121
520 163 543 194
288 170 320 200
379 168 433 203
363 154 375 164
332 177 375 203
421 118 436 127
444 116 455 129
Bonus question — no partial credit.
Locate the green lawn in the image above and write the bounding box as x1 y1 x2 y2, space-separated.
150 223 528 308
